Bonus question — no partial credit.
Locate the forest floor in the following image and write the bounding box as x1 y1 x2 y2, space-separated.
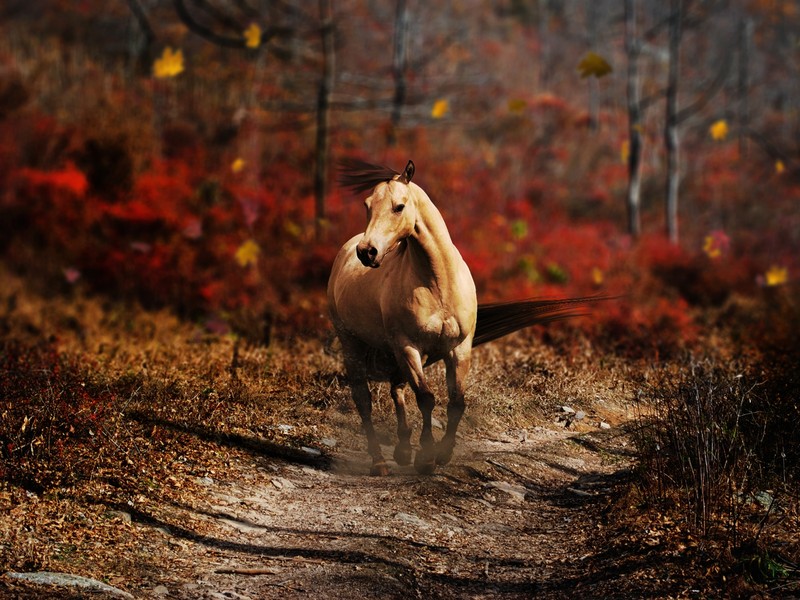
0 268 791 599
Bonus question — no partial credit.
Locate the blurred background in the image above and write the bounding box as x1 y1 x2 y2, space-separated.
0 0 797 351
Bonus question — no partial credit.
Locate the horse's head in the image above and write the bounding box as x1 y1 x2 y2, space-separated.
356 160 416 268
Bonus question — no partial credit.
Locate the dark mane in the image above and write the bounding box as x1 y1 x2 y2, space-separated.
338 159 400 194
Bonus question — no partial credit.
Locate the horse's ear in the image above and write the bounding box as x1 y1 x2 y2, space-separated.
400 160 415 184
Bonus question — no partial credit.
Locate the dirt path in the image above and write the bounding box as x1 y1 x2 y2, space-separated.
103 421 632 599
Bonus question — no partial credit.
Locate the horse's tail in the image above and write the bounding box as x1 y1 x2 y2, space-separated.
472 296 612 348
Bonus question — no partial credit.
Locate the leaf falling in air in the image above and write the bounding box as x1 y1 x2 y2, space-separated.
507 99 527 113
709 119 728 141
764 265 788 287
703 237 721 259
153 47 184 79
775 160 785 174
511 219 528 240
577 52 612 79
63 267 81 284
231 158 245 173
431 99 449 119
244 23 262 49
591 267 604 286
235 239 261 268
703 230 729 259
620 140 630 164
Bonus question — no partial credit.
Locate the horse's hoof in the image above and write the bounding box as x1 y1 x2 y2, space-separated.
393 443 413 466
414 449 436 475
370 461 391 476
435 443 454 466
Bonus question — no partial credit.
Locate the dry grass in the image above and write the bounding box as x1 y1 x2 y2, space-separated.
2 265 798 596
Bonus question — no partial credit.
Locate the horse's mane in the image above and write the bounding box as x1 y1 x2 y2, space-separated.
338 159 400 194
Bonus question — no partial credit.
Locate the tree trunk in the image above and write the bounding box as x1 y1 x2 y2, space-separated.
314 0 335 240
665 0 682 245
388 0 409 146
587 0 599 131
737 14 752 158
537 0 551 86
624 0 642 238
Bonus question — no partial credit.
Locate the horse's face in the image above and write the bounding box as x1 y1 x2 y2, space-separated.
356 163 416 268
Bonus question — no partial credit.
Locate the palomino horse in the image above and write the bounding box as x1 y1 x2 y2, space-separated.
330 159 599 475
329 159 474 475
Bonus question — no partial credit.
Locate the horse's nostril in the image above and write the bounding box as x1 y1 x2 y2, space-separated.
368 247 378 259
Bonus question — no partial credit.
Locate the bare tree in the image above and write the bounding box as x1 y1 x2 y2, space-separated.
388 0 410 146
664 0 682 244
314 0 335 239
663 0 734 244
737 13 753 158
625 0 643 238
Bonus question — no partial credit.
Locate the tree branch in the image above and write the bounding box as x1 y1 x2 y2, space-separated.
675 40 734 124
173 0 293 49
125 0 156 46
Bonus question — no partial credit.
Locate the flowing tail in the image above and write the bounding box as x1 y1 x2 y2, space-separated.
423 295 611 366
472 296 611 348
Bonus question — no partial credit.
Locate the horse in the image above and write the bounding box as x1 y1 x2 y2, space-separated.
329 159 601 476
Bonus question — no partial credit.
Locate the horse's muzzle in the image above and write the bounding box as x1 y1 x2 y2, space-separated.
356 244 381 268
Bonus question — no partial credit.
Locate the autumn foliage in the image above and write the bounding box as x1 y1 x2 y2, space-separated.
0 0 797 355
0 103 796 355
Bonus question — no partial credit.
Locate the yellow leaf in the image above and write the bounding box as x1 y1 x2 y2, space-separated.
620 140 630 164
431 99 449 119
703 235 721 259
765 265 788 287
591 267 604 286
153 47 184 79
244 23 262 49
235 239 261 268
231 158 245 173
577 52 612 79
507 99 527 113
709 119 728 141
284 220 302 238
775 160 785 174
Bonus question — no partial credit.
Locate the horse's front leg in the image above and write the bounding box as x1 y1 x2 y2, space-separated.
340 337 390 476
437 339 472 466
394 344 437 475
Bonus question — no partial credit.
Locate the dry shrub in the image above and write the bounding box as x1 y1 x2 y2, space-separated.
0 339 121 491
633 358 762 535
631 329 799 578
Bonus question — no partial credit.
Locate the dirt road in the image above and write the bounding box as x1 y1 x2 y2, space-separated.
94 421 633 599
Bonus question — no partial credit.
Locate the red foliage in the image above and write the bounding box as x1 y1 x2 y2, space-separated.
0 77 796 351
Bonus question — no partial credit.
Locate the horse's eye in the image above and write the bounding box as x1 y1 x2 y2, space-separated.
394 204 405 214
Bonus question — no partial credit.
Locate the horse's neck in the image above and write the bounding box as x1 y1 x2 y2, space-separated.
406 189 460 295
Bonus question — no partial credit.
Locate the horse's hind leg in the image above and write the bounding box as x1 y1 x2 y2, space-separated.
390 373 412 466
437 340 472 466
